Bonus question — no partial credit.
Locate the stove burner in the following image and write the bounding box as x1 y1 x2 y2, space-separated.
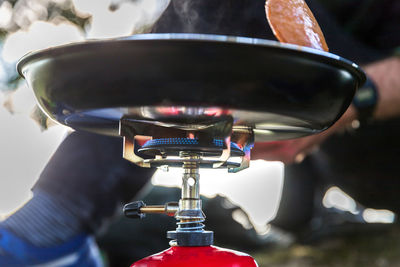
139 138 244 157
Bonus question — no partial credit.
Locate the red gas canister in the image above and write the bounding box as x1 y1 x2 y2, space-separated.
132 246 258 267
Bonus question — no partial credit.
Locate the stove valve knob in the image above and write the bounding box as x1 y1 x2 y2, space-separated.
124 200 146 219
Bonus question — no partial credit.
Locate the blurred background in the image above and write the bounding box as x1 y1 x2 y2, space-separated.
0 0 398 266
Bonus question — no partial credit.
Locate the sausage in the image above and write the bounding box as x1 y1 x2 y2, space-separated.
265 0 329 52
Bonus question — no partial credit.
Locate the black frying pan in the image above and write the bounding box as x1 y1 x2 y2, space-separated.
17 34 365 141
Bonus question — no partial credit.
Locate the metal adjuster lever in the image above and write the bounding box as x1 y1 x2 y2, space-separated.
123 201 179 219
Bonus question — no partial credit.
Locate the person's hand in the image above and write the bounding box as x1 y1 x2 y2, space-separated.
251 106 357 164
252 133 329 164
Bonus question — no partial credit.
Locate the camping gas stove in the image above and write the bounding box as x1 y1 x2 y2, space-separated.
18 34 365 266
119 111 254 248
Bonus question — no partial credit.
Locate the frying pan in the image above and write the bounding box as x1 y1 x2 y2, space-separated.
18 33 365 141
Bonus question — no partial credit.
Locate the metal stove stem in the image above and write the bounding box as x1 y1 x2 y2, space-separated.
167 152 213 246
176 152 205 232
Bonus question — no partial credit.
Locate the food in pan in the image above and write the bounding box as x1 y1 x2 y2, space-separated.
265 0 329 52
